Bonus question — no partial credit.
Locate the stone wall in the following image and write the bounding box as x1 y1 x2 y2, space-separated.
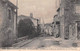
0 0 9 47
0 0 16 47
54 0 80 40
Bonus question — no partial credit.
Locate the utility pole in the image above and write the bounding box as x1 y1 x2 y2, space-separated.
42 18 45 34
16 0 18 26
16 0 18 38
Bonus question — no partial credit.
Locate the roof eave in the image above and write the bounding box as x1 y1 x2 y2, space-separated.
8 1 18 9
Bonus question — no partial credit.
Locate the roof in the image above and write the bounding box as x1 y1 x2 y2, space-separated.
2 0 18 9
18 15 38 20
18 15 30 18
8 1 18 9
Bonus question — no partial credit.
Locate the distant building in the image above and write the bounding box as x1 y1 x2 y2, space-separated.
30 13 38 30
40 24 45 34
44 23 53 36
53 14 61 38
0 0 17 46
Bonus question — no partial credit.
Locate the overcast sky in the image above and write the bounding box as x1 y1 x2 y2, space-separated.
9 0 59 23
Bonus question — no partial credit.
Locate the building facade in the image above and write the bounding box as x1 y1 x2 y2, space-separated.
0 0 17 47
53 0 80 41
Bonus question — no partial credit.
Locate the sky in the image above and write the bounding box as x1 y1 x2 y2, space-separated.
9 0 59 23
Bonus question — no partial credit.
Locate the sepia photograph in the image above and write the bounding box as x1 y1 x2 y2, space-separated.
0 0 80 50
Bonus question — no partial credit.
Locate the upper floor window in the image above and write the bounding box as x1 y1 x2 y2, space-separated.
75 5 80 14
71 0 76 2
56 21 60 24
8 9 11 20
59 8 64 16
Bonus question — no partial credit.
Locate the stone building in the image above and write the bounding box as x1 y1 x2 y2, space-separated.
53 0 80 41
53 14 61 38
44 23 53 36
0 0 17 47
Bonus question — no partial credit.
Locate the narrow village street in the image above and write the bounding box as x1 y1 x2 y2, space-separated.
1 0 80 49
12 36 77 50
20 36 60 49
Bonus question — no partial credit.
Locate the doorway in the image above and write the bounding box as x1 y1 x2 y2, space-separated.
76 21 80 40
55 21 60 38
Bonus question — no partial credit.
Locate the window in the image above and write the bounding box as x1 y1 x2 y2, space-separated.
75 5 80 14
8 9 11 20
62 8 64 15
60 8 64 16
56 21 60 24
